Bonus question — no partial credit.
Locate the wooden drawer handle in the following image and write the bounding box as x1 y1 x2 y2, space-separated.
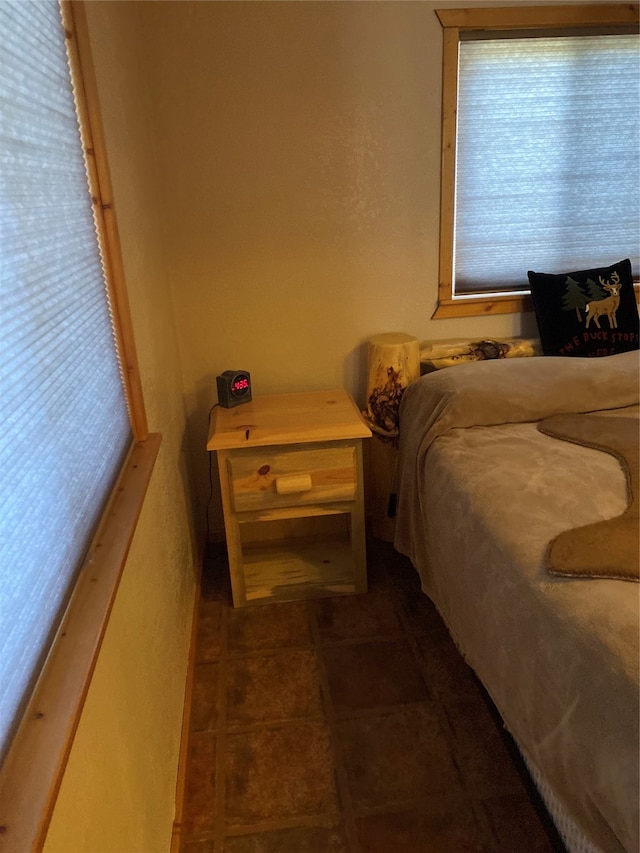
275 473 313 495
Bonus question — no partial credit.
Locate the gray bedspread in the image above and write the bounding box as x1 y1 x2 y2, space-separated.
394 351 640 853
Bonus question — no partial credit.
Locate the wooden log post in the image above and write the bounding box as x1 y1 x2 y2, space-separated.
362 333 420 542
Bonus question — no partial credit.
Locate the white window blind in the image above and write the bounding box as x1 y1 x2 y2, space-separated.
0 0 132 756
454 33 640 295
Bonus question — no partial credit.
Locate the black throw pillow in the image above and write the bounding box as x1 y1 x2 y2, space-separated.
528 258 639 357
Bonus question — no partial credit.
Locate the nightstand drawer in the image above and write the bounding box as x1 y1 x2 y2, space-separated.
227 443 356 512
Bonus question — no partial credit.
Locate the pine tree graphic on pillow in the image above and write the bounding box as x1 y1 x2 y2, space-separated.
561 276 587 322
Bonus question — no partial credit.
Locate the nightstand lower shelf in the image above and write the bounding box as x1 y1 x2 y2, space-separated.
242 535 357 603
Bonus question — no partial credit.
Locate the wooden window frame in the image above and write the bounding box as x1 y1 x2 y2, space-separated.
0 2 161 848
433 4 640 319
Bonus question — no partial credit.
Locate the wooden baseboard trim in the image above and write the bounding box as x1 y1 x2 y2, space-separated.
171 543 205 853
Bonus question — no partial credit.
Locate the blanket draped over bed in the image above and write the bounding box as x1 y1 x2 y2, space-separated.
394 351 640 853
538 413 639 581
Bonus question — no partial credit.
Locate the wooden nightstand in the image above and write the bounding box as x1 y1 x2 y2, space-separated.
207 389 372 607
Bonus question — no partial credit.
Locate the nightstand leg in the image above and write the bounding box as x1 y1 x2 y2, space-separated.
216 450 247 607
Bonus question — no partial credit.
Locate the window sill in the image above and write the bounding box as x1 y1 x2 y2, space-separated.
432 293 533 318
0 433 162 851
432 284 640 319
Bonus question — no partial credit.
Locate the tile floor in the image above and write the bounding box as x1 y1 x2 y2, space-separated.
179 539 565 852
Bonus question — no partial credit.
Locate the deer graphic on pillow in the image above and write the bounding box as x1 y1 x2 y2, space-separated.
584 272 621 330
561 271 621 329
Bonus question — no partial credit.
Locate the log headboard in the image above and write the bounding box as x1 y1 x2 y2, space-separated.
419 336 542 373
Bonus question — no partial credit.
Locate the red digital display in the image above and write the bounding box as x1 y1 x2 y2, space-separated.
217 370 251 407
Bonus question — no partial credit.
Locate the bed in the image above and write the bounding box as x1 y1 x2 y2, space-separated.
393 350 639 853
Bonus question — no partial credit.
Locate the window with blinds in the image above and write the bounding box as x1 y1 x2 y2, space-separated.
0 0 132 757
454 32 640 296
434 5 640 317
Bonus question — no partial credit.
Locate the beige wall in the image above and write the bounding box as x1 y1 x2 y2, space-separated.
133 0 546 539
44 3 197 851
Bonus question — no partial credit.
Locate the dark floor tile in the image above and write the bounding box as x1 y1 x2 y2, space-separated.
373 540 422 590
445 699 526 798
183 841 215 853
481 793 559 852
223 823 349 852
415 631 483 704
226 648 323 726
362 538 418 590
356 800 491 853
338 703 463 808
396 587 452 641
315 587 402 642
225 721 339 825
227 601 312 653
183 731 217 836
191 661 219 732
197 599 223 662
323 639 430 713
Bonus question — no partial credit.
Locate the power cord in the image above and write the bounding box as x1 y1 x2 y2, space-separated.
205 403 220 549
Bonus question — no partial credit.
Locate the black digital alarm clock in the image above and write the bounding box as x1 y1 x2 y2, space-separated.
216 370 252 408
